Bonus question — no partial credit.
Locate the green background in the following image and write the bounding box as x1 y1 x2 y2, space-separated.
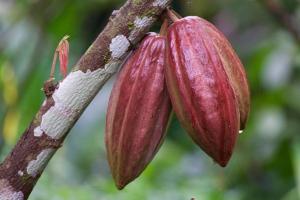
0 0 300 199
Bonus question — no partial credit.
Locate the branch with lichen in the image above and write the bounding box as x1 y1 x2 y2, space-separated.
0 0 172 199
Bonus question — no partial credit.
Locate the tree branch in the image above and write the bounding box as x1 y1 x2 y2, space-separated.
260 0 300 44
0 0 172 199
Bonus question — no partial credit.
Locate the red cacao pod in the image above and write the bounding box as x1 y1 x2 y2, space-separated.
201 19 250 129
105 33 172 189
165 16 250 166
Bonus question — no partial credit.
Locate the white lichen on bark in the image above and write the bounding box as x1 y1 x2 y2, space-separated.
39 61 120 139
134 16 153 29
109 35 130 59
128 16 156 42
17 171 24 177
26 149 55 177
152 0 169 7
0 179 24 200
33 126 43 137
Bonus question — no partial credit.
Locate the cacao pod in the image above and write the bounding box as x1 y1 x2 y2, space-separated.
105 33 172 189
201 19 250 129
165 16 250 166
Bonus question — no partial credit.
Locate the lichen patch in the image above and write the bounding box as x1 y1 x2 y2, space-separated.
109 35 130 59
0 179 24 200
128 16 156 42
134 16 153 29
39 61 120 139
152 0 168 7
26 148 55 177
17 171 24 176
33 126 43 137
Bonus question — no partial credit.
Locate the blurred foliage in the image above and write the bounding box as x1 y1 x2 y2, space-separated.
1 0 300 199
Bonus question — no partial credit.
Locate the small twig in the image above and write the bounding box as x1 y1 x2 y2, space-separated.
260 0 300 44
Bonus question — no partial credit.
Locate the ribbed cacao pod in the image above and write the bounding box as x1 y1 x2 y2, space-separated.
165 16 250 167
105 33 172 189
201 19 250 129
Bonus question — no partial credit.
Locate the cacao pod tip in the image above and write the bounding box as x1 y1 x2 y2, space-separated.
109 169 131 190
115 180 126 190
117 172 147 190
112 173 136 190
216 159 229 168
240 115 249 130
211 152 231 167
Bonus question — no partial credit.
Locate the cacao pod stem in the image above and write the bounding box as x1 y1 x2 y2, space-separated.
159 19 169 36
166 8 181 22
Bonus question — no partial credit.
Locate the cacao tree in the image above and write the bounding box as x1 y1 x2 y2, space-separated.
0 0 299 199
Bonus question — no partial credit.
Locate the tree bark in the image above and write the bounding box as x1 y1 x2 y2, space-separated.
0 0 172 199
